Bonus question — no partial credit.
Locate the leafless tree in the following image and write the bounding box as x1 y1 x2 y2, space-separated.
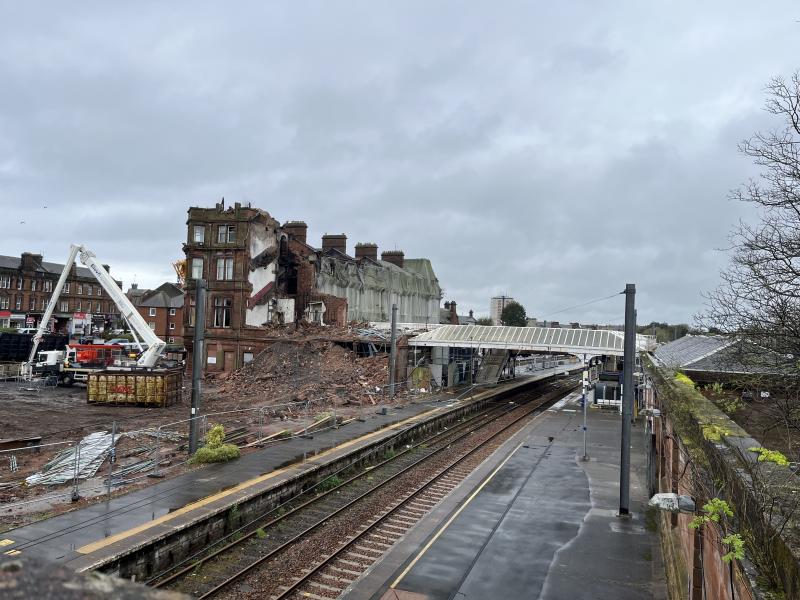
700 73 800 358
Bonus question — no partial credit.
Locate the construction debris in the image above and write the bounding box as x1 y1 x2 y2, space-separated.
26 431 118 486
212 340 390 407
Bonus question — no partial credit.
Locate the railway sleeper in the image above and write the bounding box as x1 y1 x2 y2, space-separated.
327 562 362 577
313 573 350 590
344 549 376 562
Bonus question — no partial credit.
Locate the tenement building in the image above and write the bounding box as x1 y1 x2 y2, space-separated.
0 252 122 333
183 200 442 372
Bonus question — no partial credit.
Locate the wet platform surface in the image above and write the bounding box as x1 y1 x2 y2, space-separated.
1 368 572 571
348 391 667 600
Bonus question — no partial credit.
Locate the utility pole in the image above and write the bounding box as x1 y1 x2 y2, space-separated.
581 354 588 461
189 279 207 454
619 283 636 516
389 303 398 398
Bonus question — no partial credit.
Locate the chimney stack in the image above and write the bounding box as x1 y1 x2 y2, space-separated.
283 221 308 244
20 252 42 271
322 234 347 255
449 301 458 324
381 250 405 269
355 243 378 262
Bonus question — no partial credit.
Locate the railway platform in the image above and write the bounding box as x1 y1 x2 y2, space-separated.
0 366 575 577
345 390 668 600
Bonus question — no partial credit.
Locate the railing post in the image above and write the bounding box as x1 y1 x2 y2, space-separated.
152 427 162 478
258 408 264 443
71 442 81 502
107 420 116 498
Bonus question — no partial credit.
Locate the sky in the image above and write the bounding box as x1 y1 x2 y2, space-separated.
1 2 798 325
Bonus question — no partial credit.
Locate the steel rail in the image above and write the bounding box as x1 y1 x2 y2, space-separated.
150 394 517 589
202 382 576 599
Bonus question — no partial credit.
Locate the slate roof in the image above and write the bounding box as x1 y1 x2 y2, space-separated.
653 334 795 375
139 283 185 309
652 335 733 369
0 254 103 280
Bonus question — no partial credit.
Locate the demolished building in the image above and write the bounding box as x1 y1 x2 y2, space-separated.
183 200 442 371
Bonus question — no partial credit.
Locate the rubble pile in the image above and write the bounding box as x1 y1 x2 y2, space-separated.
253 321 370 342
214 340 390 407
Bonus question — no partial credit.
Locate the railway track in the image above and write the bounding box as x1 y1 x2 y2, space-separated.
153 379 577 599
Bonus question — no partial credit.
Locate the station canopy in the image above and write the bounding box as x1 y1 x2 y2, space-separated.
408 325 654 357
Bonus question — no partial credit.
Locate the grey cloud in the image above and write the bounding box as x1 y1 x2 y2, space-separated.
1 1 799 324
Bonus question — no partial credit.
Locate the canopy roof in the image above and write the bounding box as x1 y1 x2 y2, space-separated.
409 325 654 357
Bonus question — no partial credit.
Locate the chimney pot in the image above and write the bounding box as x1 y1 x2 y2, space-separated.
380 250 405 269
355 242 378 262
283 221 308 245
322 234 347 255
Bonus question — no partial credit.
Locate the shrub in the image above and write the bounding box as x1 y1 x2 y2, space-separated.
747 447 790 466
317 475 343 492
190 424 241 464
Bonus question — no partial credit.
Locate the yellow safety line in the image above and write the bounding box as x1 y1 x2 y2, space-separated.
78 406 441 555
390 440 524 589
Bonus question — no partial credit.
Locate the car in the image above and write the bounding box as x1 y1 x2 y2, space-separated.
16 327 50 335
105 338 131 345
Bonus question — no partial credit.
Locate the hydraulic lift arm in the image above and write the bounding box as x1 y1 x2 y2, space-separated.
22 244 166 378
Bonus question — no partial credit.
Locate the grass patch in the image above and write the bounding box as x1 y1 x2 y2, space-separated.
317 475 343 492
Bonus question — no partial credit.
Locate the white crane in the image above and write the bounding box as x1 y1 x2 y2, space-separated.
21 244 166 379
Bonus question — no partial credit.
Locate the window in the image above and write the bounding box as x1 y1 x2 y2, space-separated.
217 224 236 243
193 225 205 243
76 300 81 311
169 308 176 316
31 280 37 292
148 321 155 330
16 277 22 290
44 280 52 292
64 282 70 293
86 300 91 313
96 302 101 313
216 257 234 280
243 352 254 364
0 275 10 289
149 307 157 317
0 297 8 310
188 297 196 326
77 284 83 294
15 296 21 310
60 301 69 312
169 322 176 330
41 297 47 311
191 258 203 280
168 337 175 343
213 297 232 328
29 298 35 311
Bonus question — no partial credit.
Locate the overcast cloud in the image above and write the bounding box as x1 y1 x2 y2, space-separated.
1 2 798 324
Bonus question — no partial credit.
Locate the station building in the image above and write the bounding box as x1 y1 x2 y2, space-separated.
183 200 442 372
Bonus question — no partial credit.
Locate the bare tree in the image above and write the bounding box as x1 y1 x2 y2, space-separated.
700 73 800 358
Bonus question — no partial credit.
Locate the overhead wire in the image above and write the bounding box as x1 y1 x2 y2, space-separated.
539 291 622 319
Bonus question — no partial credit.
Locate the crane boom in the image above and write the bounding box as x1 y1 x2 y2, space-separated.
22 244 166 378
